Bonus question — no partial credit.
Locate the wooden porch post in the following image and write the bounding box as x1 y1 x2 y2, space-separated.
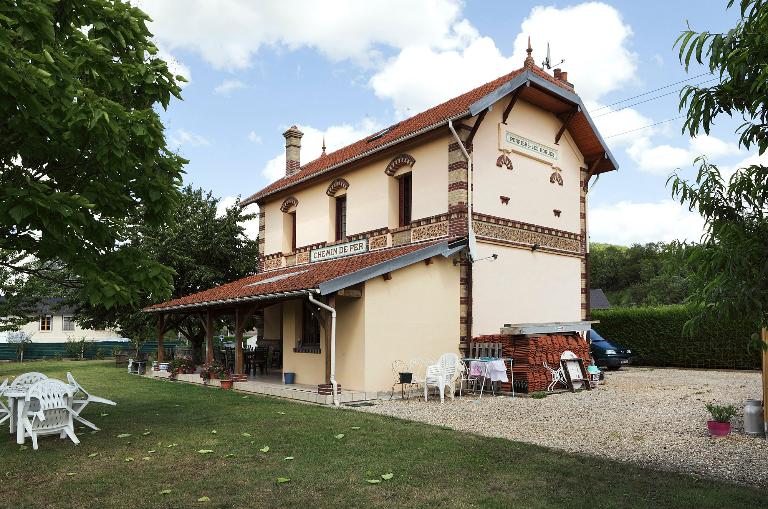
235 307 244 376
157 314 165 363
205 309 214 364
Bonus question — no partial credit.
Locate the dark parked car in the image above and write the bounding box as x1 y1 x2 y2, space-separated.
588 330 632 370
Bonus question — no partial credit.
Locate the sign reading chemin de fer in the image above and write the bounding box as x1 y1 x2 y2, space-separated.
499 124 558 164
310 239 368 263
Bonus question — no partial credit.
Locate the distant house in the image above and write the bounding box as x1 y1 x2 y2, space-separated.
589 289 611 310
0 297 121 343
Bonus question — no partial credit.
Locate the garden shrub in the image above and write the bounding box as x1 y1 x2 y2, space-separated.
592 305 761 369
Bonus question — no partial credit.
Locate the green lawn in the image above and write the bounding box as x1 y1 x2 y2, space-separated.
0 361 765 509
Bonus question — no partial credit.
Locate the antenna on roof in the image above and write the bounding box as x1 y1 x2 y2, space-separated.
541 42 564 70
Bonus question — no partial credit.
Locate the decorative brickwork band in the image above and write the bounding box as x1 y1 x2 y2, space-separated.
280 196 299 212
325 177 350 197
384 153 415 176
496 154 513 170
579 166 589 320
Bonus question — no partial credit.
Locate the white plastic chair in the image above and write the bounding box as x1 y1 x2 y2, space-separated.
543 361 566 391
10 372 48 390
67 372 116 430
0 379 11 427
423 353 460 403
21 379 78 450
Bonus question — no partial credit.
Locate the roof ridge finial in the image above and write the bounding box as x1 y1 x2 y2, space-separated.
321 135 327 156
524 36 535 68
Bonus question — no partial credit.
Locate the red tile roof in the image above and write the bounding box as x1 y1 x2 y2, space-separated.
242 64 573 205
145 240 447 311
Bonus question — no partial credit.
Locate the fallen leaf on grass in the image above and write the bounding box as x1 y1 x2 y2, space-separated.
116 434 131 438
197 496 211 502
366 479 381 484
19 445 27 450
224 453 235 458
142 457 151 461
334 434 345 440
148 450 156 454
100 413 109 417
350 426 361 430
142 431 151 436
381 473 394 480
276 478 291 484
241 396 248 399
283 456 294 461
166 443 178 448
241 432 252 437
87 453 98 458
160 489 172 495
124 458 134 462
66 473 76 476
198 450 214 454
211 430 217 434
259 446 269 453
276 411 285 415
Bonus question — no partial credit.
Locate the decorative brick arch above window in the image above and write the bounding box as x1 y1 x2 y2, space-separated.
326 177 350 197
280 196 299 212
384 153 416 176
496 154 513 170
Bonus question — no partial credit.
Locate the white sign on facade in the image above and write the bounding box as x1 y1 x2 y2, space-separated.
499 124 558 164
310 239 368 262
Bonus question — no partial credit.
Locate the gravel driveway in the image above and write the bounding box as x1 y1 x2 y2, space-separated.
357 367 768 486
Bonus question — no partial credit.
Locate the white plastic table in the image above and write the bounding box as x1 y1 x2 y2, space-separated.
5 388 28 444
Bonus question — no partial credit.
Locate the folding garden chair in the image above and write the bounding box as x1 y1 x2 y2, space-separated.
0 379 11 427
66 372 116 430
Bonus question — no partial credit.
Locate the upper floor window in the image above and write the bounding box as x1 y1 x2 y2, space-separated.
288 211 297 252
40 315 52 331
62 316 75 331
280 196 299 253
335 195 347 241
398 172 412 227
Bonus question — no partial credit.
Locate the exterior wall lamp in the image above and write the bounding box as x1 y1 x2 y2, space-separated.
531 243 541 252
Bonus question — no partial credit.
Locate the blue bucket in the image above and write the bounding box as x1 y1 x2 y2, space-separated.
283 372 296 384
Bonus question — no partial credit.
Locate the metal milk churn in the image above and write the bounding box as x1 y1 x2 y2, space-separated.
743 399 765 437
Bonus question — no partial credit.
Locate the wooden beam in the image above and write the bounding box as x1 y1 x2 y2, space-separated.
584 154 603 187
205 309 214 364
234 307 244 376
424 257 433 266
466 108 488 147
156 314 165 363
336 288 362 298
382 272 392 281
554 107 579 145
501 89 521 124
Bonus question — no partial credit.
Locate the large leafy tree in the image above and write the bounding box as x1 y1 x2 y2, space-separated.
76 187 260 362
0 0 186 310
671 0 768 332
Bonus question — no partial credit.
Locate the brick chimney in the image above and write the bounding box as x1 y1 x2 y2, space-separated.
283 125 303 176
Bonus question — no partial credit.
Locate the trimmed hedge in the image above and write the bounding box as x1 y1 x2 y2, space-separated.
592 305 761 370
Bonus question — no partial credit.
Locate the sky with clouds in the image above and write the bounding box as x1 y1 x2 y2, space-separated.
135 0 762 246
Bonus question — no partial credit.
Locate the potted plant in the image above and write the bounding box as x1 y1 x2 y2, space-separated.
705 403 737 437
398 371 413 384
169 356 195 380
219 369 233 390
200 361 225 384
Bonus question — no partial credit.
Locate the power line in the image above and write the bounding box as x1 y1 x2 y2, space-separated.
593 78 717 118
604 115 686 139
591 73 713 113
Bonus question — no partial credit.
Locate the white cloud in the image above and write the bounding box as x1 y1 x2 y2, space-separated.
511 3 637 103
156 47 191 86
214 79 246 95
217 197 260 240
168 129 210 149
137 0 464 70
626 134 740 175
590 103 656 147
370 2 637 115
247 131 263 144
261 119 382 183
590 200 705 245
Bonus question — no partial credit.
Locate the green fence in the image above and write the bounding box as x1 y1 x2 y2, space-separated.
0 340 178 362
592 305 762 370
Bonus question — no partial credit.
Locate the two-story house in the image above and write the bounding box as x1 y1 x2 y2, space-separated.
146 44 617 398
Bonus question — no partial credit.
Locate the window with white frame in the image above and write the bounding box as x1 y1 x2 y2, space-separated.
62 315 75 331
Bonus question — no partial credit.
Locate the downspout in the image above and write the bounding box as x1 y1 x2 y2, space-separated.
308 291 339 407
448 119 476 261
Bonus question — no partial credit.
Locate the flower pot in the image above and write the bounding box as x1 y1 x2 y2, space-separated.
220 379 233 390
707 420 731 437
399 372 413 384
284 372 296 385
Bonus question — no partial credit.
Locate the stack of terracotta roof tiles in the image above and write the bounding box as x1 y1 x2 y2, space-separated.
471 333 591 393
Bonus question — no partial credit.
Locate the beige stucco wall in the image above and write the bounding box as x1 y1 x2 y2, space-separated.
261 135 451 256
472 99 584 233
262 303 282 341
472 242 582 336
0 315 121 343
361 256 460 392
280 299 327 386
333 294 366 391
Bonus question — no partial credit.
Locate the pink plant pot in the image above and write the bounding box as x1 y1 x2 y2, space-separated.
707 420 731 437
